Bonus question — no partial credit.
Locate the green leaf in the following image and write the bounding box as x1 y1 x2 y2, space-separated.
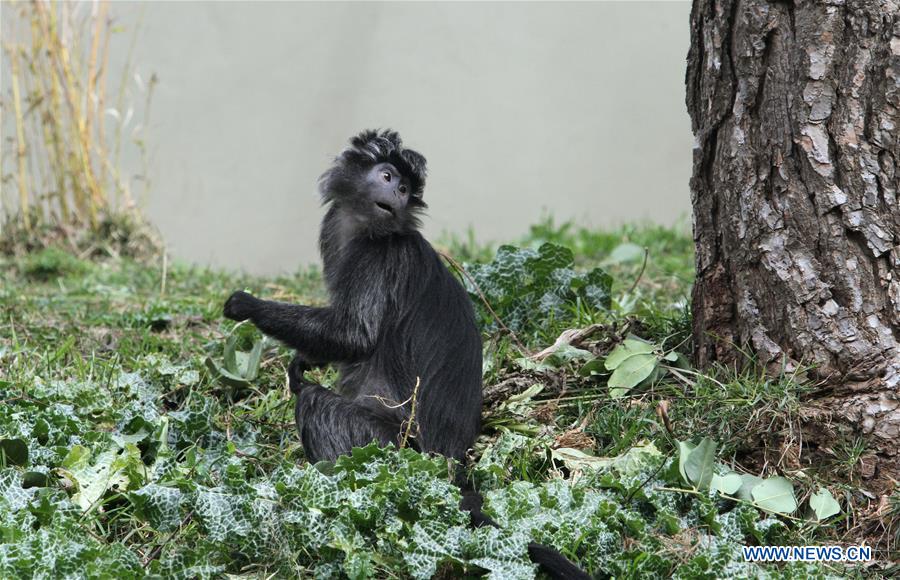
205 356 250 387
736 474 764 502
676 440 697 485
242 337 265 381
223 334 239 374
602 242 645 265
0 438 29 466
683 437 717 491
751 476 797 515
22 471 49 487
710 472 743 495
462 242 612 336
131 484 186 532
61 444 133 512
604 338 656 370
607 353 657 398
542 344 594 368
809 488 840 520
578 357 606 377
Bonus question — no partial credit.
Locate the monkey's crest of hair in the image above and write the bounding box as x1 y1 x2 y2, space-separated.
319 129 428 200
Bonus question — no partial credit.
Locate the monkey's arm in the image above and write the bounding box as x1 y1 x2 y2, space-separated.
223 290 383 363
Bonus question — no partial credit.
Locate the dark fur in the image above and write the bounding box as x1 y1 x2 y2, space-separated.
224 130 589 579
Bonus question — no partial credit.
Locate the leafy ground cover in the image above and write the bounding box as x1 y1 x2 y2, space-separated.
0 220 893 578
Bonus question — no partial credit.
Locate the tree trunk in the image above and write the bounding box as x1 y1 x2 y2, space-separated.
686 0 899 483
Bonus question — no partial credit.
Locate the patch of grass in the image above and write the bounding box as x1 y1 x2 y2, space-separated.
19 246 91 279
0 227 891 577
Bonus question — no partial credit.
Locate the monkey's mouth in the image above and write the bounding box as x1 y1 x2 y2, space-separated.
374 202 395 216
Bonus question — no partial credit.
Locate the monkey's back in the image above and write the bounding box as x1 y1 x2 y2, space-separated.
328 231 483 462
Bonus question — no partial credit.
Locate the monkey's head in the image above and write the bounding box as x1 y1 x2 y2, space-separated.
318 130 427 236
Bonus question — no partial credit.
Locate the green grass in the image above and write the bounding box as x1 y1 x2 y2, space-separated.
0 223 891 578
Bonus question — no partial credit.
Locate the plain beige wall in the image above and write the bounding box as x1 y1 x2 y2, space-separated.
7 2 694 274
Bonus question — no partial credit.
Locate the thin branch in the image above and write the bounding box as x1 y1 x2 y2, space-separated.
626 247 649 294
530 323 604 361
399 376 421 449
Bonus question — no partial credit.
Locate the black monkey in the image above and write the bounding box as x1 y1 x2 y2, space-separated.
224 130 589 579
224 130 481 462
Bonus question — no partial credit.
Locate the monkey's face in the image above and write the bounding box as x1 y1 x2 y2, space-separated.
322 161 426 237
366 162 417 216
318 130 428 237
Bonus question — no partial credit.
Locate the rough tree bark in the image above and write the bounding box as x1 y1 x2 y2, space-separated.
686 0 899 482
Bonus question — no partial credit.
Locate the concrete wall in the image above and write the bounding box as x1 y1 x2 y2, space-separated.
7 1 694 274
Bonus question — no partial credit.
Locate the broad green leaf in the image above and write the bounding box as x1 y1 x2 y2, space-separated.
543 344 594 367
0 439 28 466
710 472 743 495
608 441 663 478
736 474 764 501
683 437 717 491
223 334 239 374
205 356 250 387
514 357 556 373
751 476 798 515
676 440 697 484
605 338 656 370
61 445 132 512
809 488 840 520
242 337 266 381
578 357 606 377
607 353 657 397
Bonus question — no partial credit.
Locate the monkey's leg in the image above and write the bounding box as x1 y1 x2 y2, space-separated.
294 386 404 463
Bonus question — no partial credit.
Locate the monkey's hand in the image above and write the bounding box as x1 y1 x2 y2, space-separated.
223 290 259 322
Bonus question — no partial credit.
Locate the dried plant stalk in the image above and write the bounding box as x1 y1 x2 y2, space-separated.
1 0 151 239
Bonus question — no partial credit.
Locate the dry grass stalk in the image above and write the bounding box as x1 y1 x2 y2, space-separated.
1 0 151 240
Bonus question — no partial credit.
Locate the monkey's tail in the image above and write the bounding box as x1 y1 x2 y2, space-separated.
458 488 592 580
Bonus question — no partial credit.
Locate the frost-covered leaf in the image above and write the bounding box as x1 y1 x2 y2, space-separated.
463 243 612 336
131 484 185 531
0 469 35 511
60 444 135 511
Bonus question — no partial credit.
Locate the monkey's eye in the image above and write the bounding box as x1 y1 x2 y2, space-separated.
399 184 408 194
381 171 391 183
